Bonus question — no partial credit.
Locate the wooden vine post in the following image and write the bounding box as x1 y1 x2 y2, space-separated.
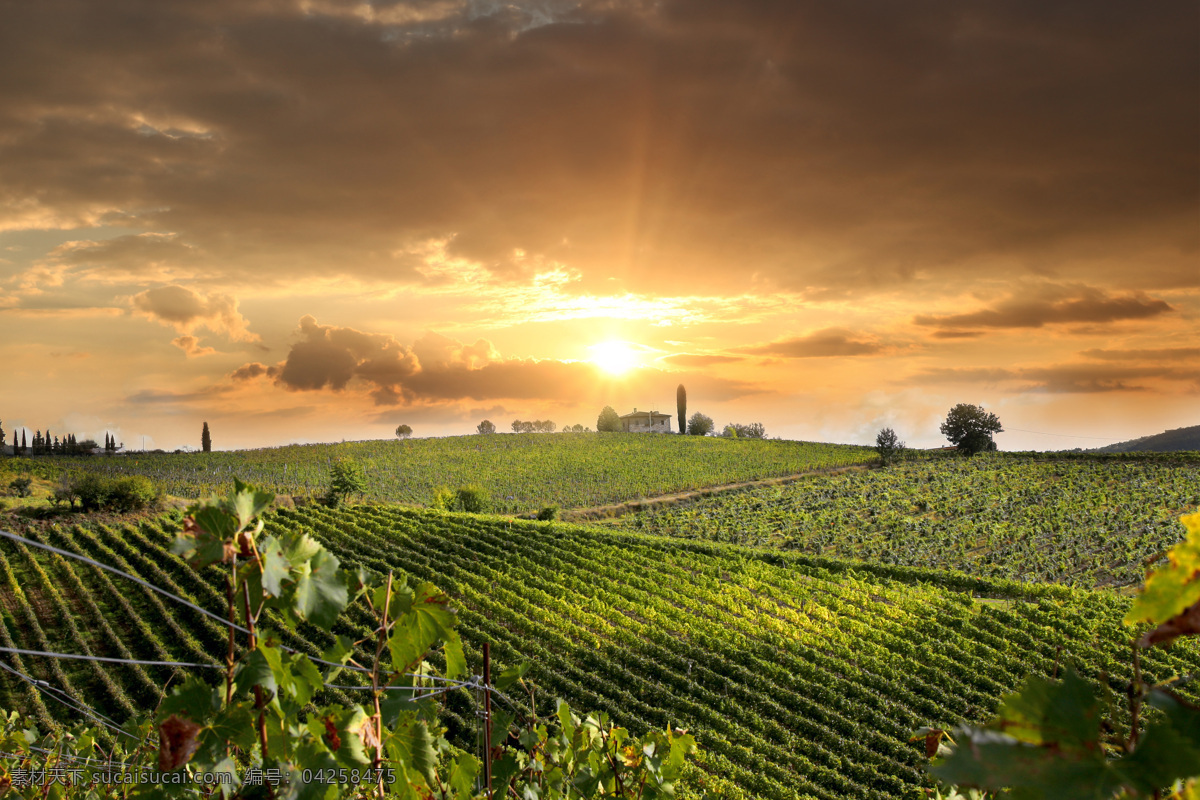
483 642 493 799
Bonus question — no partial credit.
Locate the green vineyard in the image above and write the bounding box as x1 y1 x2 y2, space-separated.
33 434 876 511
1 505 1197 799
613 453 1200 588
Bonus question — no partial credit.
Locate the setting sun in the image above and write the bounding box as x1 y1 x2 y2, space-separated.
589 340 638 375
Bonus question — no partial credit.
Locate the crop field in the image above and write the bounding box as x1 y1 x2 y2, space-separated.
611 453 1200 588
1 506 1197 799
31 434 875 511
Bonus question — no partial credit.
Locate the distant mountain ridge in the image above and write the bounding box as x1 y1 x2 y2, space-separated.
1092 424 1200 453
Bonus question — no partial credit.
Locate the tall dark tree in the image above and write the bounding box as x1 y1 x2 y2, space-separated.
201 421 212 453
21 429 27 455
676 384 687 435
0 418 5 454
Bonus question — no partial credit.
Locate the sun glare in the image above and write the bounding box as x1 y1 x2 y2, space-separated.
589 340 638 375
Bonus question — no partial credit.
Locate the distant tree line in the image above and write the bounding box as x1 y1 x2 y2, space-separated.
511 419 557 433
1 419 119 456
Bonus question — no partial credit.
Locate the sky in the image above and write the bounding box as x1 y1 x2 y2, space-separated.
1 0 1197 452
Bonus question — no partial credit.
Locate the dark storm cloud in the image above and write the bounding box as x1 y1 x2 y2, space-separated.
914 287 1174 332
239 316 758 405
736 328 883 358
1 0 1195 293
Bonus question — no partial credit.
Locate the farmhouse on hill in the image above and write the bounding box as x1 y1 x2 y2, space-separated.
620 408 672 433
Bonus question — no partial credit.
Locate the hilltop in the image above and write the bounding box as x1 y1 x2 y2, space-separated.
1089 424 1200 453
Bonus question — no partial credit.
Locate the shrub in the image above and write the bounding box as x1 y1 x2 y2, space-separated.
431 486 456 511
73 473 110 511
107 476 160 512
455 484 490 513
431 485 491 512
536 505 559 521
687 412 714 436
8 477 32 498
875 427 905 465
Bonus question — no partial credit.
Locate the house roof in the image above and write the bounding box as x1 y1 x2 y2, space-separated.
619 409 670 420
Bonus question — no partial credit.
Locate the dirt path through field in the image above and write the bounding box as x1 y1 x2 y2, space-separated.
560 463 872 522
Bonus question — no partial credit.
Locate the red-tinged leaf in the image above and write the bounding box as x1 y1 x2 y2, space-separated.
158 715 203 771
1138 599 1200 648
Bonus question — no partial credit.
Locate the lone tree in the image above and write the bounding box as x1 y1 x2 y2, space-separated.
676 384 687 436
476 419 496 435
687 412 714 436
597 406 622 432
940 403 1003 456
875 427 905 465
395 424 413 439
326 457 368 507
201 421 212 453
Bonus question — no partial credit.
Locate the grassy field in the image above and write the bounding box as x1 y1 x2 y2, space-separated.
610 453 1200 588
0 506 1197 799
14 433 875 512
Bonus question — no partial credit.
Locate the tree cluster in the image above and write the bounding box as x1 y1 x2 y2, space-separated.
686 412 714 436
4 424 108 456
511 419 556 433
722 422 767 439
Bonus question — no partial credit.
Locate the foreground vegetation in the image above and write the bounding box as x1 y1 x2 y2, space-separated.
0 485 700 799
16 434 875 512
1 505 1197 798
613 453 1200 588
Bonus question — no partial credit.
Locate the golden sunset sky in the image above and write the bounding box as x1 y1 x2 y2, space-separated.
1 0 1197 451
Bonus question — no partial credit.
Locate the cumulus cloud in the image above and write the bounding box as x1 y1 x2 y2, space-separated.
735 328 884 358
914 286 1174 333
171 335 217 357
235 315 758 405
131 285 259 350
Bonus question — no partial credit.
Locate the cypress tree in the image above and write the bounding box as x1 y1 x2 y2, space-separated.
0 419 5 454
21 429 27 455
201 421 212 453
677 384 687 435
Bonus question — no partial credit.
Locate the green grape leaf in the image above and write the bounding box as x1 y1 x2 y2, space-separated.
494 661 532 693
260 535 291 597
235 646 283 698
1125 511 1200 633
290 547 350 630
932 728 1123 800
232 479 274 531
993 668 1101 751
446 752 479 799
442 633 467 679
289 652 324 708
387 718 438 787
157 676 220 724
208 703 257 753
172 508 235 567
387 582 457 673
